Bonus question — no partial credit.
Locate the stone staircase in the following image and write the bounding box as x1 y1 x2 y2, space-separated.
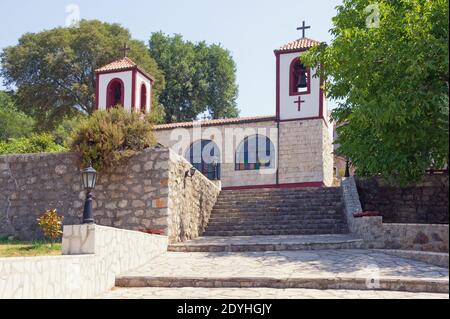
203 187 348 237
113 187 449 295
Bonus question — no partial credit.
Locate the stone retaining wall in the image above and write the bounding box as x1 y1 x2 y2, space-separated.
0 225 168 299
356 175 449 224
0 148 220 242
341 177 449 253
168 152 221 243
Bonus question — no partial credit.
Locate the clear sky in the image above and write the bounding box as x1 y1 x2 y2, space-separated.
0 0 342 117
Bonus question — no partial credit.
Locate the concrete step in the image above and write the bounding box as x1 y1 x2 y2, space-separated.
203 228 348 237
211 206 341 215
168 234 364 252
205 223 347 232
207 218 347 226
115 249 449 293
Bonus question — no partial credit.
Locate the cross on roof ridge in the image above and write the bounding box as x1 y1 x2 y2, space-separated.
119 43 131 58
297 21 311 39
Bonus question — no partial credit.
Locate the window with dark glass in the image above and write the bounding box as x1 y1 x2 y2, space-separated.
235 135 274 171
186 140 221 180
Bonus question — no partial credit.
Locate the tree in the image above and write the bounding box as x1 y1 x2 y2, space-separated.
0 91 35 141
303 0 449 184
149 32 239 123
1 20 165 130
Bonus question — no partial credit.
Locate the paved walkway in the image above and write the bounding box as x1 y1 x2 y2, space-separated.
115 250 449 292
119 249 448 280
101 287 449 299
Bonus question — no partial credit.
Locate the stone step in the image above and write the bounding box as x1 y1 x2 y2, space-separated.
211 205 341 213
216 195 342 201
203 228 348 237
115 249 449 293
219 188 341 195
209 212 344 219
207 218 346 226
213 203 341 212
168 234 364 252
205 223 347 232
115 276 449 293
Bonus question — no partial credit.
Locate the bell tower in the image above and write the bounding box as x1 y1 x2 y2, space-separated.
274 23 326 122
275 22 334 187
95 44 154 113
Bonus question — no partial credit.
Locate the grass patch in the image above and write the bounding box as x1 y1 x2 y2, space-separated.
0 237 62 257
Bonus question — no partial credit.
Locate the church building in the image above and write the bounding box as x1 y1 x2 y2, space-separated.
94 28 334 190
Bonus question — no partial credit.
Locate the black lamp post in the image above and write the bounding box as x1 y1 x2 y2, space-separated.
345 159 350 178
81 164 97 224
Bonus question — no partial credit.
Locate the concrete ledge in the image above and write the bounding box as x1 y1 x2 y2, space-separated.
379 250 449 268
341 177 449 252
115 276 449 294
0 225 168 299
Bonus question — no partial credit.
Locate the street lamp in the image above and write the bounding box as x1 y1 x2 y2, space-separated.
345 159 350 178
185 166 197 178
81 164 97 224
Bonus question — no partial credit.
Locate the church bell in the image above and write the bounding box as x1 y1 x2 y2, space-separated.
297 70 308 89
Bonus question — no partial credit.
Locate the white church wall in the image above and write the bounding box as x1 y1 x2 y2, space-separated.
279 52 321 121
135 71 152 113
98 70 133 111
154 120 278 188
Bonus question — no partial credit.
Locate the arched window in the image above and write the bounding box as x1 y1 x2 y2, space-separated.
106 78 124 109
290 58 310 95
185 140 221 180
140 83 147 113
235 135 275 171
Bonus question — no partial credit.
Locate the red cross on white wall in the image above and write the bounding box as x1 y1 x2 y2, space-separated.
294 96 305 112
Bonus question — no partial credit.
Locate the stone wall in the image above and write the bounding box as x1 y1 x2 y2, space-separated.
341 177 449 253
0 147 219 242
0 225 168 299
278 119 332 186
167 152 221 243
356 175 449 224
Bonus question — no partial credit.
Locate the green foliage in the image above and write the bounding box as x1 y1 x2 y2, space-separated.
149 32 239 123
0 133 67 155
1 20 165 130
0 91 35 141
69 108 156 170
52 115 86 146
36 209 63 244
303 0 449 184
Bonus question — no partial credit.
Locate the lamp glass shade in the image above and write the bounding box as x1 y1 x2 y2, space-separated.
81 166 97 190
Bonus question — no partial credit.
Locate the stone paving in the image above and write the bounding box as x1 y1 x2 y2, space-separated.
116 250 449 292
100 287 449 299
168 234 364 252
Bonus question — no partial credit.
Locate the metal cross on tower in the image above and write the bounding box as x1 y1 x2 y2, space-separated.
119 43 131 58
297 21 311 38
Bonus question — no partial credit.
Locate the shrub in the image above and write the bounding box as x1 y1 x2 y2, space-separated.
52 114 86 146
0 133 67 155
37 209 64 244
69 108 156 170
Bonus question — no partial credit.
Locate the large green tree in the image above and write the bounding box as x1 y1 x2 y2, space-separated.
149 32 239 123
0 91 35 141
1 20 165 130
303 0 449 184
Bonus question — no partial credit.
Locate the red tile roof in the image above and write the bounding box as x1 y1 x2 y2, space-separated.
95 57 137 72
154 115 277 131
275 37 321 53
95 57 155 81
